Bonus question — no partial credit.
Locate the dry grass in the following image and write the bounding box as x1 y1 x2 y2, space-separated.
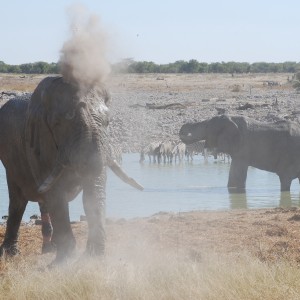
1 248 300 299
1 72 291 93
1 208 300 299
108 72 292 93
0 73 48 92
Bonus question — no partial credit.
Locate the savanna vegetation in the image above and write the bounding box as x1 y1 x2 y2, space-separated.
2 207 300 300
2 253 300 300
1 59 300 75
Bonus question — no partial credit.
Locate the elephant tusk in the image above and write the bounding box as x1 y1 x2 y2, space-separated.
109 160 144 191
38 164 65 194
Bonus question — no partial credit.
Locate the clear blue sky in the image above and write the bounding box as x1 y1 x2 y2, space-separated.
1 0 300 64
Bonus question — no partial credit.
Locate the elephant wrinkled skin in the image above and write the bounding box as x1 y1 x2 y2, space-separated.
0 76 142 264
179 114 300 192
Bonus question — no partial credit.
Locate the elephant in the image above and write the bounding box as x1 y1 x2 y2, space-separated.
0 76 143 264
179 114 300 192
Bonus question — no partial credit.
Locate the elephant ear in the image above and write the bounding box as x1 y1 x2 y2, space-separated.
216 115 241 154
25 77 60 188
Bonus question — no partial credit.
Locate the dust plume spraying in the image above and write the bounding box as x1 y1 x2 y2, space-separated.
59 4 111 91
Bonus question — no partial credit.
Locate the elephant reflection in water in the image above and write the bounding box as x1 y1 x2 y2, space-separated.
180 115 300 192
228 192 247 209
228 191 298 210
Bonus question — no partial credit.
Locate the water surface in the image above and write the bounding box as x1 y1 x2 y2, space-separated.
1 153 299 221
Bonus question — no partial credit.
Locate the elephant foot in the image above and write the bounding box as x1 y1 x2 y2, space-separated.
227 186 246 194
0 243 20 257
47 256 72 269
85 240 105 257
50 237 76 265
41 242 56 254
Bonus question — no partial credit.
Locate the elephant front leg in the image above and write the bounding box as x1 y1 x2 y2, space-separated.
48 198 76 264
82 171 106 256
228 158 248 191
0 178 27 256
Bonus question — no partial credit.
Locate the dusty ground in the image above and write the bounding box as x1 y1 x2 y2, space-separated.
1 73 300 267
2 207 300 268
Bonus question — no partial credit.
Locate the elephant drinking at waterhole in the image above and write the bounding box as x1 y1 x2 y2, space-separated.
179 114 300 192
0 76 143 265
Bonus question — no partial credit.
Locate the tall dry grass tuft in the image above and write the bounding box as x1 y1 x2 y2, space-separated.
1 251 300 299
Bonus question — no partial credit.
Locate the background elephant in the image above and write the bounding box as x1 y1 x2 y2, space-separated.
179 114 300 192
0 76 142 264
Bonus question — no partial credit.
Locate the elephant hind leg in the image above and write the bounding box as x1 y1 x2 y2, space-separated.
48 198 76 264
279 175 292 192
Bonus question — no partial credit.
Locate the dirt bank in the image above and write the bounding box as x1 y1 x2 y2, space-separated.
1 207 300 266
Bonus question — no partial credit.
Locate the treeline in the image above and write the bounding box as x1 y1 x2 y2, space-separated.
0 59 299 74
0 61 58 74
113 59 300 74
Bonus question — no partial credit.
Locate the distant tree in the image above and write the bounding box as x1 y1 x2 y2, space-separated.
185 59 199 73
0 61 8 72
250 62 272 73
225 62 250 73
209 62 225 73
48 62 59 74
198 62 209 73
7 65 21 73
282 61 298 73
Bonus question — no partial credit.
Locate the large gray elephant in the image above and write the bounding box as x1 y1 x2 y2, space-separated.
0 76 143 264
179 114 300 192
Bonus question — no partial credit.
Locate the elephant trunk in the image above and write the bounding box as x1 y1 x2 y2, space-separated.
69 113 105 176
179 122 206 144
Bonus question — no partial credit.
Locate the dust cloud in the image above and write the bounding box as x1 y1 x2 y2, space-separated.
59 4 111 92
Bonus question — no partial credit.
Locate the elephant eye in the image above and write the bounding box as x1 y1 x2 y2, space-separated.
65 110 75 120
